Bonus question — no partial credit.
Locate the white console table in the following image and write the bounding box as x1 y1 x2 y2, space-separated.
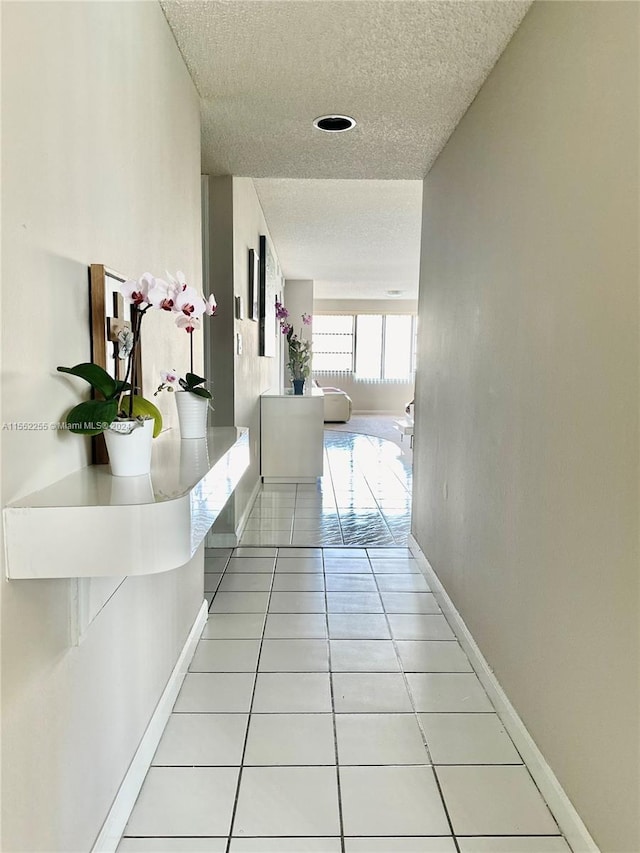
3 427 249 579
260 389 324 483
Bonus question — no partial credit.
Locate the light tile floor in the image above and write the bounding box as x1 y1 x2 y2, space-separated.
119 547 572 853
239 432 412 547
119 430 572 852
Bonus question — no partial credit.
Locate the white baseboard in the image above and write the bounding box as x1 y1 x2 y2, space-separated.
407 535 600 853
205 532 238 547
236 477 261 539
351 409 398 415
206 478 261 548
91 600 209 853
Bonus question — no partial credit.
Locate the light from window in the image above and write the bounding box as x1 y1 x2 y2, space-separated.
313 315 354 372
384 315 413 379
355 315 383 379
313 313 417 381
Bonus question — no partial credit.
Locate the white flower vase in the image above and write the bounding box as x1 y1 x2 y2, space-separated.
104 419 154 477
109 474 155 505
179 438 210 489
175 391 209 439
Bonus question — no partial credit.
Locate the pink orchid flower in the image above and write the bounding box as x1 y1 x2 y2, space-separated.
275 300 289 320
160 369 178 386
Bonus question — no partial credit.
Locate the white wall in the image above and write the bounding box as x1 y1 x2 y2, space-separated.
412 3 639 851
315 299 418 315
314 372 413 415
313 298 416 413
1 3 203 850
233 178 282 499
205 177 281 539
283 279 314 388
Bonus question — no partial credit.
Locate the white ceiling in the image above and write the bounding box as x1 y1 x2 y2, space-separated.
161 0 531 298
253 179 423 299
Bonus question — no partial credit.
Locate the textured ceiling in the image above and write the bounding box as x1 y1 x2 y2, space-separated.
161 0 531 298
253 179 423 299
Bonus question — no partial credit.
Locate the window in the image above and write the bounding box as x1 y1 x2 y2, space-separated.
383 315 414 380
354 315 382 379
312 315 354 372
313 313 417 381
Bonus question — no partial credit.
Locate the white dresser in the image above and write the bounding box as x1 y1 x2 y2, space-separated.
260 388 324 483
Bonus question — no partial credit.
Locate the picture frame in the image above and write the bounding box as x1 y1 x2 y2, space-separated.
89 263 142 463
248 248 259 321
259 236 278 357
235 295 244 320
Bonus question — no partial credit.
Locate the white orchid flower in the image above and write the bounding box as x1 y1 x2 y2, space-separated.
148 277 179 312
166 270 188 291
121 273 153 308
205 293 218 316
176 314 201 334
175 285 206 318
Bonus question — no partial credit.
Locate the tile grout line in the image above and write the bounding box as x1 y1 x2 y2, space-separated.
322 547 347 853
222 549 278 853
322 443 346 546
165 547 551 848
359 441 410 546
246 428 413 549
205 550 232 612
368 548 462 852
327 432 375 547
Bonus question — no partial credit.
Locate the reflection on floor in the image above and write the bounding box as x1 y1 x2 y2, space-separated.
240 431 412 548
119 547 570 852
326 414 413 464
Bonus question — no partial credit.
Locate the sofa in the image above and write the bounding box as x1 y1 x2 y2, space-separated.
314 382 353 423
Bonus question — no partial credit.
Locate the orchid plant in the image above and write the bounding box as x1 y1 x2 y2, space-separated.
57 270 216 435
56 362 163 436
154 369 212 400
276 301 312 381
122 271 216 402
153 270 217 401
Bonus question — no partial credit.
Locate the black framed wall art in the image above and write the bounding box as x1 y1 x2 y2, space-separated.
258 236 278 357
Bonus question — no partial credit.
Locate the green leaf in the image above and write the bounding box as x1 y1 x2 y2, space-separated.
189 387 212 400
185 372 206 388
65 399 118 434
127 395 163 438
57 363 118 400
114 379 132 395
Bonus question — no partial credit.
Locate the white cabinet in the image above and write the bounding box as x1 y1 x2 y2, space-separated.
260 389 324 483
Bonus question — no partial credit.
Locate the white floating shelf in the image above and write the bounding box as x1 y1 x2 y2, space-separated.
3 428 249 579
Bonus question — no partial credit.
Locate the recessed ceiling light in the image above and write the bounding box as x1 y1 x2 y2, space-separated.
386 289 404 297
313 114 357 133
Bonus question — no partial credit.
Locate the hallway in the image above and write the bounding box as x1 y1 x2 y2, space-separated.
119 545 569 851
119 432 571 852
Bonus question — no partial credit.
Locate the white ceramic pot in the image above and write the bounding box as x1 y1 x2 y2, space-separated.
179 438 210 489
104 418 154 477
109 474 155 505
175 391 209 439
